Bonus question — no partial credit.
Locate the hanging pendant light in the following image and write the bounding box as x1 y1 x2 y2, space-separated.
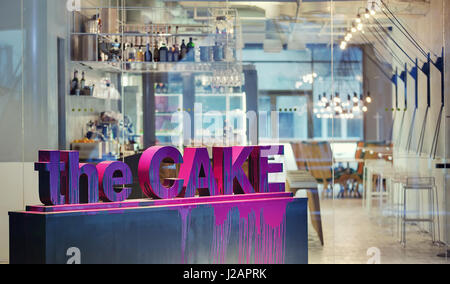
334 92 341 104
357 22 364 31
366 91 372 103
321 92 328 104
370 2 376 16
352 92 359 103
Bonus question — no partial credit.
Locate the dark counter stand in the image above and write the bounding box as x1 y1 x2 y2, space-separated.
10 194 308 264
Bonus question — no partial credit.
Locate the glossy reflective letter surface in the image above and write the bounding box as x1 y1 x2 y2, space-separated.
34 151 65 206
97 161 132 202
213 146 255 195
60 151 99 204
178 147 219 197
138 146 184 199
250 145 285 193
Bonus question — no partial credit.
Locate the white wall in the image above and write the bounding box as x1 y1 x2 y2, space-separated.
0 163 39 262
0 0 70 262
389 0 448 243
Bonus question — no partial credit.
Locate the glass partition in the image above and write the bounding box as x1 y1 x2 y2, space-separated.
0 0 449 265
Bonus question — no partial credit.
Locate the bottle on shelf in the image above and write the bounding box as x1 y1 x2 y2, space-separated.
168 45 174 62
180 39 187 61
173 45 179 62
154 36 160 62
145 42 153 62
155 83 162 94
159 42 168 62
187 37 195 62
70 70 79 96
137 45 145 62
167 26 173 62
80 71 86 90
174 26 179 62
127 43 136 62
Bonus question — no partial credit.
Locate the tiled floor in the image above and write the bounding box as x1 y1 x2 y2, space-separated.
308 199 449 264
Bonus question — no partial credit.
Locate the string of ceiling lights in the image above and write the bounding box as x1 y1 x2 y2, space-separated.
313 1 376 120
314 91 372 119
340 2 377 51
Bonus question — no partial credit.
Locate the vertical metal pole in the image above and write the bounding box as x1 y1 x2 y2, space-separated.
442 47 445 107
427 53 431 108
244 67 259 145
395 68 399 109
182 74 195 143
404 63 408 110
142 73 156 149
415 59 418 109
57 38 67 150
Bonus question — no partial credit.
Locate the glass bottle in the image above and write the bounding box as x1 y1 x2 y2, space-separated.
137 46 145 62
168 45 174 62
145 43 153 62
173 45 179 62
128 43 136 62
70 70 79 95
153 37 160 62
187 37 195 62
180 39 187 61
80 71 86 89
159 42 168 62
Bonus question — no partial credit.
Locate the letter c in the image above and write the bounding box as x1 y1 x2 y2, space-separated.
138 146 184 199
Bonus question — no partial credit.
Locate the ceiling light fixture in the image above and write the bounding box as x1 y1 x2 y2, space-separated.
366 92 372 103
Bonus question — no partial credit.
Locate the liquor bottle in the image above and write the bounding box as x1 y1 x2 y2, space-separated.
159 42 168 62
80 71 86 89
187 37 195 62
155 83 162 94
173 26 179 62
145 43 153 62
154 37 160 62
173 45 179 62
180 39 187 61
123 43 130 61
168 45 174 62
137 46 145 62
70 70 79 95
128 43 136 62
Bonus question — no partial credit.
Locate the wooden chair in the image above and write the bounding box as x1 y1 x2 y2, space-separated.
300 142 333 199
289 142 325 246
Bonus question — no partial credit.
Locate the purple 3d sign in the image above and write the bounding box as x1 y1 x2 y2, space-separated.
35 146 284 206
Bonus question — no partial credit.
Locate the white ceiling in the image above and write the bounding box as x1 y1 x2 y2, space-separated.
176 0 430 46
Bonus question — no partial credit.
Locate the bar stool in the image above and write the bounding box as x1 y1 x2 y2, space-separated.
400 177 440 247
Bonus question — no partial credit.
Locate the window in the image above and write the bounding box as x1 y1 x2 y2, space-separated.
246 44 364 141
